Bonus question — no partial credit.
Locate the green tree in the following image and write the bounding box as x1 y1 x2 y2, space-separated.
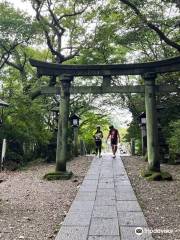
168 119 180 160
79 111 110 153
0 2 37 69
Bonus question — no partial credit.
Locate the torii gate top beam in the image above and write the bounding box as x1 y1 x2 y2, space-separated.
30 56 180 77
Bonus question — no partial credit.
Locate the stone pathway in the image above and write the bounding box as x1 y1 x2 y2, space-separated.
55 154 154 240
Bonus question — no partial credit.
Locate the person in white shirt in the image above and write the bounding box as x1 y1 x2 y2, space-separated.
93 125 103 158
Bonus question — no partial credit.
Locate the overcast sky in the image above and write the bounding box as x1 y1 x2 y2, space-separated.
3 0 34 15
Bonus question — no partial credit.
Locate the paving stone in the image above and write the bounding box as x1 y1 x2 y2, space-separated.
117 201 142 212
82 180 98 186
116 173 127 176
114 180 131 186
87 170 100 175
120 226 154 240
114 175 129 180
69 201 94 213
115 188 134 194
118 212 148 226
113 164 125 168
100 169 113 173
115 175 130 180
116 191 137 200
63 212 91 226
85 174 99 180
115 185 133 191
79 185 97 192
89 218 119 236
88 236 120 240
55 226 88 240
75 191 96 201
92 205 117 218
94 196 116 206
97 189 115 197
98 182 114 189
88 161 99 165
99 178 114 183
113 162 124 169
113 167 125 171
100 173 114 178
101 166 113 169
90 164 101 167
100 177 114 182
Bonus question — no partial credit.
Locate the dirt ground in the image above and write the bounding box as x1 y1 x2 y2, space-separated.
122 156 180 240
0 156 92 240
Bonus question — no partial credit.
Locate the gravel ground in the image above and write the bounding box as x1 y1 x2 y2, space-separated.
122 156 180 240
0 156 92 240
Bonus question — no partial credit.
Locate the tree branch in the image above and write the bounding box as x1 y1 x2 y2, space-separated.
120 0 180 52
0 41 20 69
58 4 88 21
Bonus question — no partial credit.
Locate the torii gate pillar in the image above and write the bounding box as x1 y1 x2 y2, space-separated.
56 75 73 172
144 73 160 172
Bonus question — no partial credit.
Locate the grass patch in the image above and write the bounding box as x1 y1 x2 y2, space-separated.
43 171 73 180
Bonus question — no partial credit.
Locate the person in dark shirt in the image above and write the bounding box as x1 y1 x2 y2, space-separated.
93 125 103 158
106 125 120 158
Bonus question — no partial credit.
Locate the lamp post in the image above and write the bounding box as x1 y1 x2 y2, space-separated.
138 112 147 156
69 114 80 157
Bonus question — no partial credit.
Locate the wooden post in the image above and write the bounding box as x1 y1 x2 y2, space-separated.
140 125 147 156
131 138 135 156
56 75 73 172
143 73 160 172
73 127 79 157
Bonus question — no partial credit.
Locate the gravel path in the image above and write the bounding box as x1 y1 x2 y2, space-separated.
122 156 180 240
0 156 92 240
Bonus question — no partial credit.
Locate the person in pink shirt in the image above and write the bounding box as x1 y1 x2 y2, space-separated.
106 125 120 158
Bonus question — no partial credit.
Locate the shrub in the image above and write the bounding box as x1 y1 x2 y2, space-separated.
168 120 180 160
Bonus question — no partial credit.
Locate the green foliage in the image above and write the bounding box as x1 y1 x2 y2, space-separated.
0 2 38 68
4 151 23 171
0 48 52 164
168 119 180 159
0 2 35 41
79 111 110 153
119 128 128 142
125 120 140 142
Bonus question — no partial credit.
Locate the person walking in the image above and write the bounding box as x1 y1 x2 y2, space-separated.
93 125 103 158
106 125 120 158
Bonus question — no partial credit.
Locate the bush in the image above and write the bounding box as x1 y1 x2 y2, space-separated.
4 151 23 170
168 120 180 160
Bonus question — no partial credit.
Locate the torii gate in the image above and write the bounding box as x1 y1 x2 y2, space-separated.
30 56 180 176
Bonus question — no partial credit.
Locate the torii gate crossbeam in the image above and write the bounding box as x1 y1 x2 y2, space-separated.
30 56 180 76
